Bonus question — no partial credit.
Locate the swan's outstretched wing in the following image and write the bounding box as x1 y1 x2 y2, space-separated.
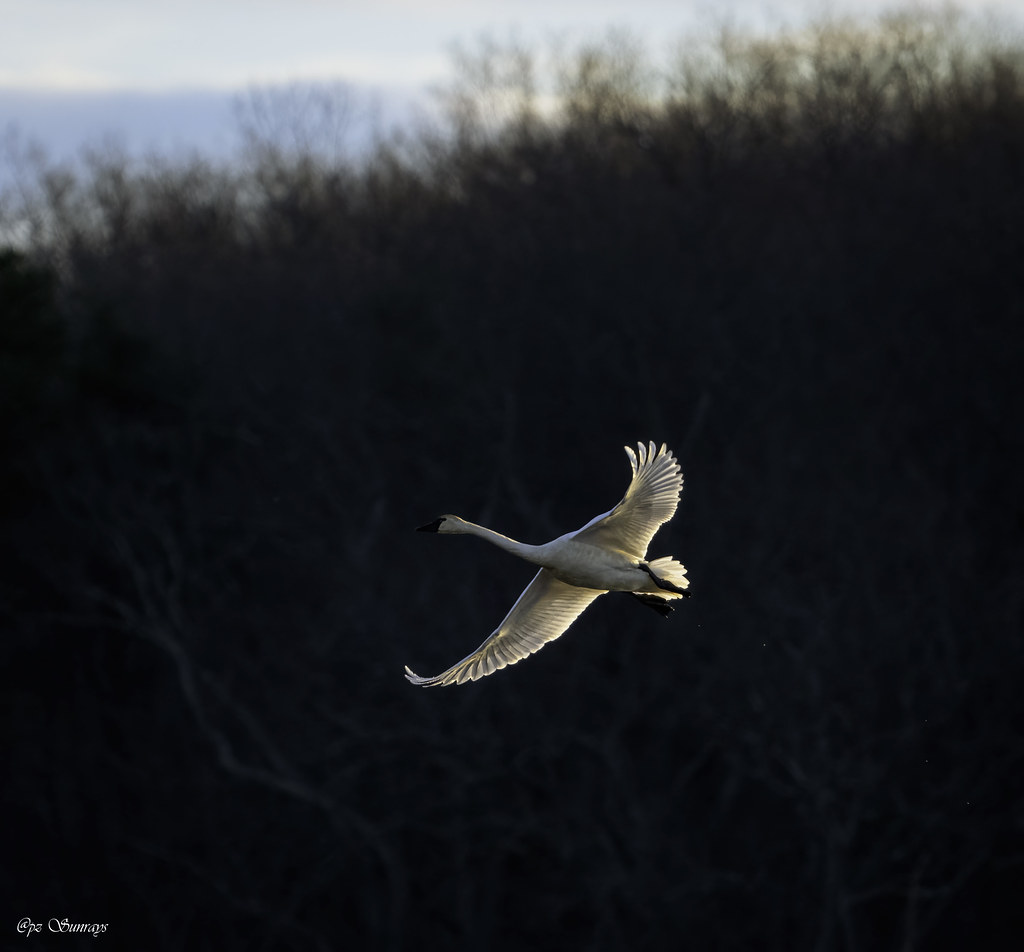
405 569 604 687
574 442 682 558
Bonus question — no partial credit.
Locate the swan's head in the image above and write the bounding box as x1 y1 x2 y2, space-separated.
416 514 468 534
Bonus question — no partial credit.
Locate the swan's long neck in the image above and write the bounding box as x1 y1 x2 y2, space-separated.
457 520 545 564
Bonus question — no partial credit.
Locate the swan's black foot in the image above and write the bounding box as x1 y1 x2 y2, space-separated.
630 593 675 617
639 561 690 595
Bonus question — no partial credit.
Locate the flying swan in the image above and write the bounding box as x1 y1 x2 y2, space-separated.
405 441 689 686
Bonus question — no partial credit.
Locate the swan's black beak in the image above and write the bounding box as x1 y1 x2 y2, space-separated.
417 518 443 533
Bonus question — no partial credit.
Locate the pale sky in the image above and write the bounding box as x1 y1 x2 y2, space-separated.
1 0 1022 170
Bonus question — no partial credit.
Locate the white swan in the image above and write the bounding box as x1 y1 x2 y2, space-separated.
405 441 689 687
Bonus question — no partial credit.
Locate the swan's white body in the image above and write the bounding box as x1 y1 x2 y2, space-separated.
405 441 689 687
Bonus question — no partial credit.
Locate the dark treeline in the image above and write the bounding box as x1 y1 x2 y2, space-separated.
3 10 1023 950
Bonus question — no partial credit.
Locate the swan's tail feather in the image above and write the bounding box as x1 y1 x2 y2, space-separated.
646 556 690 597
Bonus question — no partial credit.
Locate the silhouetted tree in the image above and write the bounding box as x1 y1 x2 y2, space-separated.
3 9 1023 950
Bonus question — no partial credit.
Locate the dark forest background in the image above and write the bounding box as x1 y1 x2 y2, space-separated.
3 10 1023 950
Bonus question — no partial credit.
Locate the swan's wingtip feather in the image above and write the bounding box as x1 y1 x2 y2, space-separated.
404 664 438 686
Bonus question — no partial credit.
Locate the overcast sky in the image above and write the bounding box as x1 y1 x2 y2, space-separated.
2 0 1023 170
